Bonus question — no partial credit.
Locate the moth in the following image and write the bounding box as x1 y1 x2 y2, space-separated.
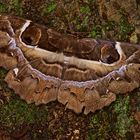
0 14 140 114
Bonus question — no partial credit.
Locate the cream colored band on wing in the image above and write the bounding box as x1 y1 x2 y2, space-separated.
18 21 126 74
115 42 126 60
20 44 126 74
20 19 31 33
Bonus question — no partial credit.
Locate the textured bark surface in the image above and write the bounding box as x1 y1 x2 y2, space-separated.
0 15 140 115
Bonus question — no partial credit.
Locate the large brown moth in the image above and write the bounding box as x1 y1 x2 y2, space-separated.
0 14 140 114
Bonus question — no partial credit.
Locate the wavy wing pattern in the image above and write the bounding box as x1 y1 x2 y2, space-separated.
0 15 140 114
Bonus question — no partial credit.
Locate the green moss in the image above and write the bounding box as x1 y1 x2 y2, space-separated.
8 0 23 16
0 94 48 133
0 68 7 79
42 1 57 15
0 2 7 13
103 21 116 31
87 95 134 139
58 127 64 134
80 6 90 14
114 96 133 137
90 25 102 38
118 15 134 40
76 16 89 31
89 14 134 40
89 114 100 125
88 111 114 140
